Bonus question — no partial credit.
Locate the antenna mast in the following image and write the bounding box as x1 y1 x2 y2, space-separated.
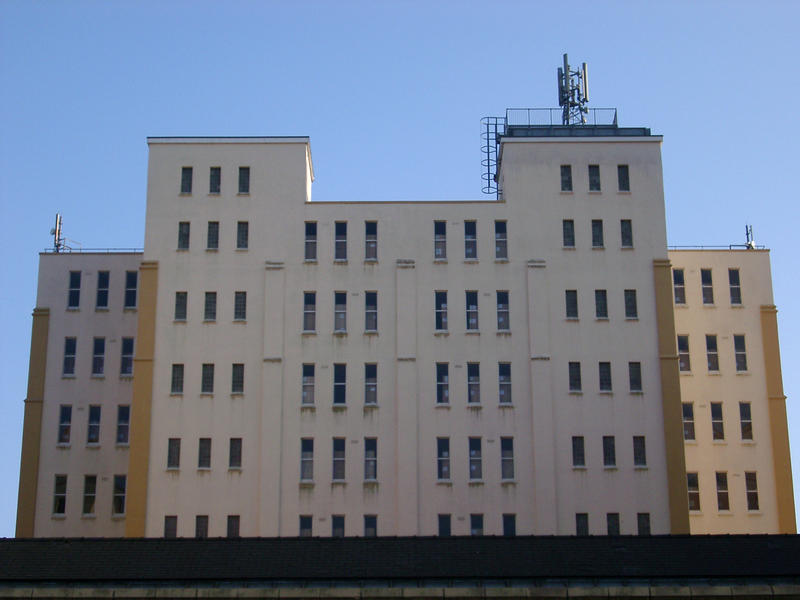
557 53 590 125
51 213 63 253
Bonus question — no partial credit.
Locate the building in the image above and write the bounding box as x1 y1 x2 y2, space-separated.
15 114 795 538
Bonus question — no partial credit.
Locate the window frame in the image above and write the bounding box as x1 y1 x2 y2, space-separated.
236 221 249 250
467 362 480 404
465 290 479 330
167 438 181 469
706 334 719 372
494 220 508 259
234 291 247 321
116 405 130 445
464 220 477 259
170 364 184 394
436 437 450 480
598 362 612 392
435 291 448 331
204 291 217 321
560 165 573 192
300 439 314 481
63 337 77 376
177 222 190 250
58 405 71 444
739 402 753 440
591 219 604 248
87 405 101 444
701 268 714 304
53 474 67 515
334 221 347 261
124 271 137 309
92 337 105 376
231 363 244 394
209 166 221 194
572 436 585 467
434 220 447 259
365 221 378 261
333 363 346 405
498 362 512 404
174 291 187 321
682 402 695 440
303 292 316 332
229 437 242 469
436 363 449 405
112 474 126 515
687 472 700 511
734 334 748 371
180 166 193 194
238 166 250 194
562 219 575 248
729 268 742 305
594 289 608 319
364 291 378 332
745 471 759 511
633 435 647 467
565 289 578 319
82 474 97 516
302 364 315 405
198 438 211 469
588 164 601 191
468 437 482 480
304 222 317 261
201 363 214 394
628 361 642 392
96 270 109 309
677 335 690 371
673 268 686 305
364 363 377 406
68 270 81 308
716 471 729 511
496 290 509 331
364 437 377 481
617 164 630 192
334 291 347 333
120 337 134 376
602 435 616 467
206 221 219 250
568 361 582 392
624 289 638 319
711 402 724 440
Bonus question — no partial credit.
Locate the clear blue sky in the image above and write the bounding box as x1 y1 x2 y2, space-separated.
1 0 799 538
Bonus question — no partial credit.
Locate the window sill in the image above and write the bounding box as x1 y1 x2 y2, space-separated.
176 248 189 252
332 480 346 486
634 465 648 471
572 465 587 471
468 480 484 486
736 371 751 376
197 467 211 472
630 390 644 395
436 480 453 486
603 466 618 471
363 403 378 411
707 371 722 376
235 248 249 252
565 317 579 322
178 193 192 197
591 246 605 251
712 440 728 445
595 317 609 321
495 258 509 263
111 514 126 521
199 393 214 398
501 479 516 485
747 510 763 515
568 391 583 396
467 404 482 410
333 331 348 337
120 375 133 381
300 404 315 412
299 480 314 488
233 319 247 324
599 391 613 395
465 330 480 335
66 307 80 311
588 190 602 194
617 190 631 195
625 317 639 321
95 307 109 312
61 374 76 379
90 375 105 380
498 403 514 409
717 510 733 516
364 258 378 264
674 303 688 308
363 480 379 488
684 439 697 445
166 467 180 472
741 439 756 445
115 443 129 449
81 514 96 520
230 393 244 398
464 258 479 264
123 307 137 312
562 246 576 251
56 443 71 449
202 319 216 324
228 467 242 472
496 330 511 336
86 443 100 449
169 393 184 397
364 330 378 336
206 248 219 252
679 371 693 376
434 330 449 336
332 404 347 411
51 514 66 520
173 319 187 324
435 403 451 410
333 259 348 264
237 192 250 197
702 304 716 308
304 259 317 264
208 192 220 197
433 258 448 264
730 304 744 309
301 330 317 336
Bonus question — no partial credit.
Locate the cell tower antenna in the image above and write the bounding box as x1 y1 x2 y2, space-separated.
745 224 755 249
50 213 63 253
557 53 590 125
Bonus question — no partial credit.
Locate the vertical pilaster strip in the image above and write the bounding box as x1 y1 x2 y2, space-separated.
15 308 50 537
653 259 690 534
125 261 158 537
760 304 796 533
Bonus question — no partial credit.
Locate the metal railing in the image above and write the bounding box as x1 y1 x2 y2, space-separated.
505 107 618 127
42 248 143 254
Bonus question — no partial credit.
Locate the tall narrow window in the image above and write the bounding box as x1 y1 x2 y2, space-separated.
302 364 315 405
495 221 508 259
180 166 192 194
300 439 314 481
227 515 241 538
435 291 448 330
304 222 317 260
365 221 377 261
120 337 134 376
633 436 647 466
198 438 211 468
434 220 447 259
568 362 582 391
436 363 449 404
740 402 753 440
195 515 208 539
63 337 77 375
334 221 347 260
437 437 450 480
68 271 81 308
204 291 217 321
498 362 512 404
470 514 484 536
333 363 346 405
464 220 477 259
591 219 604 247
364 437 377 481
503 514 516 537
677 335 690 371
112 475 126 515
332 438 346 480
617 164 630 191
588 164 601 191
364 515 377 537
234 291 247 321
624 289 638 318
53 475 67 514
562 219 575 248
745 472 759 510
628 362 642 392
164 516 178 538
606 513 620 536
711 402 724 440
602 436 616 467
673 268 686 304
124 271 137 308
595 289 608 319
364 363 377 405
705 334 719 372
96 271 109 309
92 337 105 376
82 475 96 515
438 514 451 536
496 291 509 330
637 513 651 536
465 291 479 330
620 220 633 247
560 165 573 191
729 268 742 305
303 292 316 331
201 363 214 394
58 405 72 444
682 403 695 440
575 513 589 536
501 437 514 480
468 437 482 480
598 362 612 391
365 291 378 332
334 292 347 332
687 472 700 510
116 405 130 444
716 472 729 510
209 166 221 194
299 516 312 537
174 292 187 321
171 364 184 394
231 363 244 394
572 436 585 467
207 221 219 249
467 362 480 404
701 268 714 304
236 221 249 250
565 290 578 319
167 438 181 469
238 166 250 194
229 438 242 468
178 222 190 250
734 335 748 371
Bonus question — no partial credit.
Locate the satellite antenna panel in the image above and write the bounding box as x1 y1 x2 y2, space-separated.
581 63 589 102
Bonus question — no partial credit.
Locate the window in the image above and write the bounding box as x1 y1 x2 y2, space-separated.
565 290 578 319
560 165 573 191
167 438 180 469
599 362 612 391
171 364 184 394
364 363 377 405
503 514 516 537
734 335 748 371
299 515 312 537
682 403 695 440
231 363 244 394
195 515 208 539
198 438 211 469
624 289 638 318
620 220 633 248
617 164 630 191
300 439 314 481
729 268 742 305
464 220 477 259
201 363 214 394
498 362 512 404
710 402 724 440
206 222 219 249
58 405 71 444
628 362 642 392
673 269 686 305
437 437 450 480
364 438 377 480
575 513 589 536
365 221 377 260
637 513 650 536
178 222 190 250
330 515 345 537
124 271 137 308
591 219 604 247
677 335 690 371
53 475 67 514
562 219 575 248
332 438 346 480
164 516 178 538
434 220 446 259
701 269 714 304
204 292 217 321
304 222 317 260
470 514 484 536
238 166 250 194
438 514 451 536
716 472 729 510
112 475 126 515
236 221 249 249
572 436 585 467
334 221 347 260
687 472 700 511
603 436 616 467
63 337 76 375
174 292 187 321
234 291 246 321
364 515 377 537
365 291 377 332
302 364 315 405
229 438 242 468
633 436 647 466
740 402 753 440
333 363 346 405
595 289 608 319
745 472 759 510
227 515 240 538
303 292 316 331
436 363 449 404
568 362 582 391
82 475 96 515
435 291 448 330
588 164 601 191
501 437 514 480
495 221 507 259
116 405 130 444
706 335 719 371
209 166 221 194
606 513 620 536
465 291 479 330
120 337 134 376
334 292 347 332
180 166 192 194
496 291 509 330
96 270 109 309
92 337 105 376
468 437 482 480
68 271 81 308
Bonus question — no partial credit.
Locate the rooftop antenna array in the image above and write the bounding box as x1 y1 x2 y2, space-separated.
558 53 589 125
50 213 64 253
745 224 756 249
